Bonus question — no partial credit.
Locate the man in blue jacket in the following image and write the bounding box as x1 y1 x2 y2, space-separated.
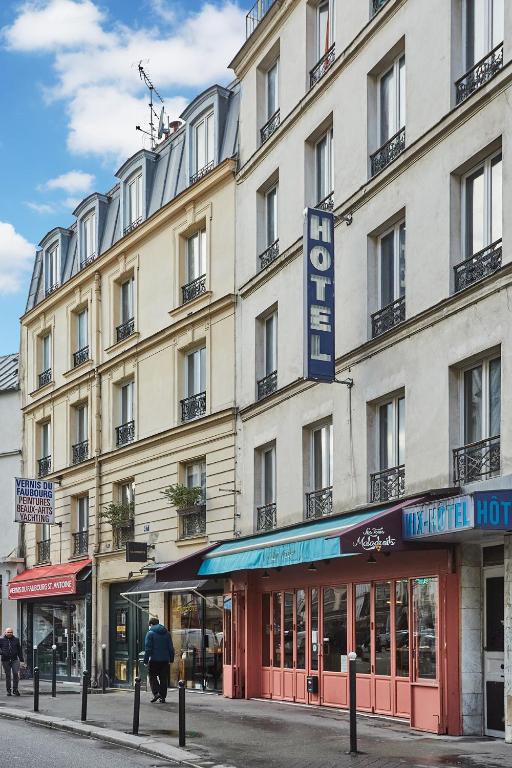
143 616 174 703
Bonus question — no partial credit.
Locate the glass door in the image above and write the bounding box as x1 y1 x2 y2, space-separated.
320 585 348 706
410 576 441 732
484 567 504 736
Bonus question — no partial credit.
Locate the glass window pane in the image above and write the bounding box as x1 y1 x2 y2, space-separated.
311 588 319 671
262 593 271 666
296 590 306 669
224 596 232 665
489 357 501 437
466 0 487 68
380 230 395 307
375 582 391 676
316 135 327 203
265 314 276 374
466 167 485 256
398 223 406 298
264 448 274 504
267 62 278 117
317 2 329 57
464 365 483 443
266 187 277 245
395 579 409 677
206 113 214 165
413 577 438 680
398 397 405 466
199 230 206 275
380 68 393 144
379 402 392 470
492 0 504 47
398 56 406 129
196 120 205 170
491 155 502 243
284 593 293 669
78 310 87 349
273 592 281 668
486 576 504 651
187 233 199 281
354 583 371 674
199 347 206 393
322 586 347 672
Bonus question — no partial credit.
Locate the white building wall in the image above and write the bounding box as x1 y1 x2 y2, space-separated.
0 385 22 632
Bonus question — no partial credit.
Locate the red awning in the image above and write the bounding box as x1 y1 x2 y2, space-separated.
8 559 91 600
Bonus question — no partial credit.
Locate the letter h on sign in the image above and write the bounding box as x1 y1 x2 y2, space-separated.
304 207 335 382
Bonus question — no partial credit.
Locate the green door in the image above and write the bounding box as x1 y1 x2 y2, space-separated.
109 583 149 687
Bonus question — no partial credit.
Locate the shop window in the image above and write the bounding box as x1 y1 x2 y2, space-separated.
261 593 271 667
412 577 438 680
296 590 306 670
395 579 409 677
354 583 371 674
322 586 347 672
224 596 232 665
310 588 319 671
374 581 391 675
272 592 281 668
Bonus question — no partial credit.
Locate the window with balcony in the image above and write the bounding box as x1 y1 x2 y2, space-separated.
81 211 97 266
258 311 278 400
310 0 335 87
183 229 206 304
372 221 406 337
456 0 504 103
454 356 501 483
72 404 88 464
257 445 276 531
315 128 334 210
126 173 143 232
39 332 52 388
371 396 405 502
179 459 207 539
74 307 89 367
44 243 60 295
117 381 135 446
306 423 333 519
38 523 51 564
259 184 279 269
38 421 51 478
117 277 135 342
261 59 280 144
73 497 89 556
182 347 206 422
455 152 502 292
192 111 214 183
114 481 135 548
371 54 406 177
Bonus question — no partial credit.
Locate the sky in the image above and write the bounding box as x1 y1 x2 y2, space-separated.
0 0 246 355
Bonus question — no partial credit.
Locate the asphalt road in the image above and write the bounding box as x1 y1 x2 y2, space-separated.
0 718 174 767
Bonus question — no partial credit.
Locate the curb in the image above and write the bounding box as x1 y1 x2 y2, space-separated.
0 706 203 765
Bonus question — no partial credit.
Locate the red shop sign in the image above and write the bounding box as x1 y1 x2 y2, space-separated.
8 575 77 600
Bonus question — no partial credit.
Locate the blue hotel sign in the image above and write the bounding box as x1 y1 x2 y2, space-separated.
403 491 512 539
303 207 335 382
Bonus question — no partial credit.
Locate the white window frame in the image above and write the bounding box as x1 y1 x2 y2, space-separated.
44 244 59 292
315 128 334 204
120 277 134 325
263 311 278 377
377 54 405 147
76 403 87 444
460 355 501 445
186 459 207 501
265 185 278 247
463 0 504 70
310 422 333 490
41 332 52 373
316 0 335 60
77 307 88 351
77 496 89 533
266 60 279 120
261 445 276 506
82 211 96 262
377 220 406 309
127 173 143 225
378 396 405 471
186 230 207 283
461 150 502 259
120 380 134 425
194 111 214 173
41 421 51 459
119 481 135 507
186 347 206 398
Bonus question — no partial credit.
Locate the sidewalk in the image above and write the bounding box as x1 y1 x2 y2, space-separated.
0 681 510 768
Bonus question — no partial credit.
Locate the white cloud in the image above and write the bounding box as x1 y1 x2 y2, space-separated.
149 0 176 24
25 201 56 214
62 197 81 210
0 222 34 294
43 170 95 194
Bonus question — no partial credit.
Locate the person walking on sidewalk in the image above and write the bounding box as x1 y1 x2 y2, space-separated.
0 627 24 696
143 616 174 703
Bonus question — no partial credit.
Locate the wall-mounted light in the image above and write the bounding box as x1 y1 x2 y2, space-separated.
262 570 270 579
308 562 318 572
367 554 376 564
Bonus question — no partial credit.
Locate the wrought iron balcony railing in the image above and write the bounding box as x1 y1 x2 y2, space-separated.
316 192 334 212
37 539 51 564
182 274 206 304
124 217 143 236
73 345 89 367
38 455 51 478
72 439 89 465
81 253 97 269
45 283 60 297
257 502 277 531
72 531 89 557
190 160 214 185
453 435 500 484
305 486 333 519
116 420 135 447
454 239 502 293
456 43 503 104
259 239 279 270
38 368 52 388
370 465 405 502
372 0 391 16
181 391 207 422
178 504 207 540
246 0 276 38
260 109 280 144
371 127 406 177
114 524 134 550
371 296 405 338
257 370 277 400
116 317 135 342
310 44 336 88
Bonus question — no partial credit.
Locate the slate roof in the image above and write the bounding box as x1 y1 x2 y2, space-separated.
0 354 20 391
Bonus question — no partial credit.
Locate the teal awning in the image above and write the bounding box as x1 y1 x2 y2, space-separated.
198 508 388 576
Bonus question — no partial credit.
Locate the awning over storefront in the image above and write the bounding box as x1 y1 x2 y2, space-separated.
8 559 92 600
120 571 208 596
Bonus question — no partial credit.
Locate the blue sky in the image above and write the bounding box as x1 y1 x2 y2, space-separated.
0 0 245 355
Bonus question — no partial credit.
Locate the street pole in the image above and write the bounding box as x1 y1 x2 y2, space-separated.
101 644 107 693
81 670 89 722
33 667 39 713
32 644 38 673
51 644 57 697
348 651 358 756
178 679 186 747
132 677 141 735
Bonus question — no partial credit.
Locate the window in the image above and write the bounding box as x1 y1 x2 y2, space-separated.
77 497 88 531
311 423 333 490
76 404 87 442
117 277 135 341
121 381 134 425
464 0 503 70
180 460 207 538
128 174 142 226
41 422 50 459
186 230 206 284
38 421 51 477
186 459 206 500
120 481 135 507
265 186 278 247
186 347 206 398
195 112 214 173
316 0 335 60
114 481 134 548
267 60 279 119
379 222 406 309
264 312 277 378
379 55 405 147
462 357 500 444
379 396 405 470
72 404 88 464
82 212 96 263
315 128 333 206
463 153 502 258
261 446 276 506
44 244 59 294
41 332 51 374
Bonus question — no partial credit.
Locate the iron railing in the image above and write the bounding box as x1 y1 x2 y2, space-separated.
81 253 97 268
246 0 277 38
259 239 279 269
453 436 500 484
257 502 277 531
370 127 406 177
310 44 336 88
316 192 334 212
38 368 52 388
45 283 60 297
72 531 89 557
181 391 207 422
454 239 502 293
371 296 405 338
190 160 214 185
182 274 206 304
257 370 277 400
260 109 280 144
72 439 89 465
305 487 333 519
370 465 405 502
116 317 135 343
37 539 51 564
116 420 135 447
455 43 503 104
73 346 89 367
178 504 207 539
38 456 51 478
114 524 134 550
372 0 391 16
124 217 143 236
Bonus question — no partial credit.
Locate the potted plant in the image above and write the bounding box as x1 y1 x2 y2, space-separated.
100 500 135 547
162 483 205 538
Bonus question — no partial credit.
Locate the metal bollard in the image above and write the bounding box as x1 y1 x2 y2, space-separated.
81 670 89 722
51 644 57 698
348 651 358 755
178 679 186 747
101 644 107 694
132 677 141 735
32 645 38 672
33 667 40 713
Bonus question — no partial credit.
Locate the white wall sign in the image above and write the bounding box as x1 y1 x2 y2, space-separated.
14 477 55 524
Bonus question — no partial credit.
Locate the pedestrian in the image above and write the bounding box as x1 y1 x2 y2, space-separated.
0 627 24 696
143 616 174 703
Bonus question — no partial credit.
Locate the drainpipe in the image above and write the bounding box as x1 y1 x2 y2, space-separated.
91 271 102 683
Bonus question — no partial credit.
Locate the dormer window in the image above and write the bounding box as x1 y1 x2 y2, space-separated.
82 211 96 266
44 244 59 296
191 112 214 183
128 173 143 228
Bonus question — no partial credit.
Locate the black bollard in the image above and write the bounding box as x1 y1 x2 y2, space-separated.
32 645 38 672
51 644 57 698
348 651 358 755
101 644 107 694
178 679 186 747
132 677 141 735
33 667 40 713
81 670 89 722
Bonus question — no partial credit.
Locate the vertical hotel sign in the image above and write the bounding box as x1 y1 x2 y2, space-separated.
303 207 335 382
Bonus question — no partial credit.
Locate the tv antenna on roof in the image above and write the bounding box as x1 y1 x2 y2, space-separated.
135 61 170 150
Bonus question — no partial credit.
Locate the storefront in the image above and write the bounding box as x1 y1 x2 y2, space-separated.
8 560 92 681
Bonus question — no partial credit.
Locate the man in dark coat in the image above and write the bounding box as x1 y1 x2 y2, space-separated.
0 628 24 696
143 616 174 703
